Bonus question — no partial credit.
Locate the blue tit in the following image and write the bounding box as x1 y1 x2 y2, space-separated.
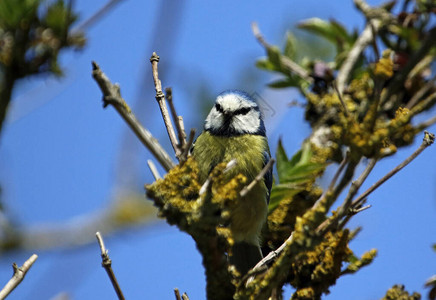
192 90 272 275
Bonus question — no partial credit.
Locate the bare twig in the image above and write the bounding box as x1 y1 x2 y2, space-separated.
240 159 275 197
333 83 350 117
317 158 377 233
72 0 124 33
336 0 383 94
314 151 349 210
249 232 294 277
181 293 190 300
165 87 186 147
352 131 435 208
406 76 436 109
180 129 196 163
174 288 182 300
92 61 175 171
351 204 371 214
416 115 436 132
338 202 373 230
96 232 125 300
147 159 162 180
251 22 313 84
0 254 38 299
150 53 181 158
199 160 237 196
383 27 436 103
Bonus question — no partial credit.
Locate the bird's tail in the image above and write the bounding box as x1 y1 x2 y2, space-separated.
229 241 263 275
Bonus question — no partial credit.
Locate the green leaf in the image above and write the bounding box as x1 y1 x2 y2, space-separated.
0 0 40 29
284 32 297 59
256 58 278 71
43 0 78 38
266 45 283 71
268 184 304 212
279 162 326 184
275 139 289 180
298 18 355 52
433 244 436 252
298 18 337 41
270 141 327 212
267 77 302 89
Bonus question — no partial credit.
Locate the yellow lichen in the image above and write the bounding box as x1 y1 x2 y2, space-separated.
290 230 353 299
374 49 394 78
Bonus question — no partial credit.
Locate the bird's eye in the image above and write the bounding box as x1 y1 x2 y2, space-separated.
215 103 224 113
235 107 251 115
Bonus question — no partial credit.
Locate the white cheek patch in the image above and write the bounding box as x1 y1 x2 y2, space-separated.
231 110 261 134
204 108 222 130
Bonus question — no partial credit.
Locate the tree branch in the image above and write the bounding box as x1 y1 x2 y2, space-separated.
165 87 186 148
317 158 377 233
96 232 125 300
174 288 182 300
351 131 435 209
91 61 175 171
336 0 384 94
0 254 38 299
147 159 162 180
240 158 275 197
150 53 181 158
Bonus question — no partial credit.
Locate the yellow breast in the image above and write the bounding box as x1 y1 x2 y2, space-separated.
193 131 269 244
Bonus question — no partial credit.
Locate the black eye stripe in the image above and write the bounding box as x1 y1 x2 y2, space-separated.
215 103 251 115
215 103 224 113
235 107 251 115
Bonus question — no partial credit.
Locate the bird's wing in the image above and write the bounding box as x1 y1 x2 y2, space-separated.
263 150 273 204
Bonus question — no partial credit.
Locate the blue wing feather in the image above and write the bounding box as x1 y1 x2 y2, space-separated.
263 150 273 204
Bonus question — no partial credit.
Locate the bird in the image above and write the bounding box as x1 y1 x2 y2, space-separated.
192 90 272 275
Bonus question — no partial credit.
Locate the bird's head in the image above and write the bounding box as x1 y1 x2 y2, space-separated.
204 90 266 136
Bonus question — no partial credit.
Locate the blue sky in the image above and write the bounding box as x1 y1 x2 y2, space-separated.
0 0 435 299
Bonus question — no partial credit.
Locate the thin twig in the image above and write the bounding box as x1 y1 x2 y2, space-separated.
180 129 196 163
314 151 350 210
249 232 294 275
317 158 377 233
351 204 372 214
336 13 381 94
199 160 237 196
178 116 186 141
0 254 38 299
240 159 275 197
96 232 125 300
147 159 162 180
416 115 436 132
91 61 175 171
174 288 182 300
72 0 124 33
150 53 181 158
383 27 436 103
165 87 186 147
351 131 435 208
369 22 380 61
406 76 436 109
181 293 190 300
333 83 350 118
251 22 313 84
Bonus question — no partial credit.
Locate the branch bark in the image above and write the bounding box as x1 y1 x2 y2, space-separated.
92 61 175 171
0 254 38 299
96 232 125 300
